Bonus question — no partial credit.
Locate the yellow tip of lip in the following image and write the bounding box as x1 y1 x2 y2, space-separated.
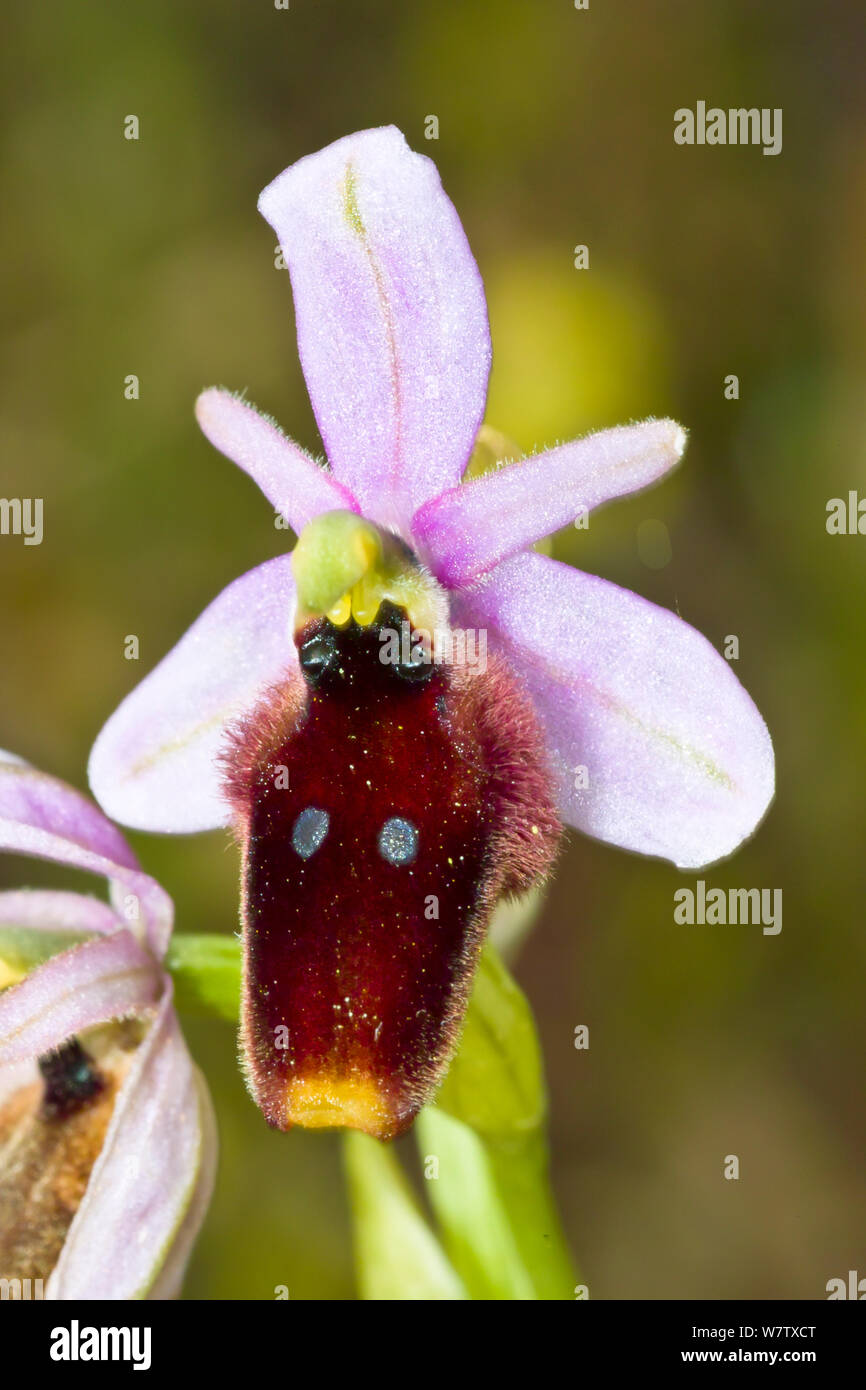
286 1072 391 1138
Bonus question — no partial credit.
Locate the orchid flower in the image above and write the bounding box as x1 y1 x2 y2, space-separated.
0 753 216 1299
88 126 774 1144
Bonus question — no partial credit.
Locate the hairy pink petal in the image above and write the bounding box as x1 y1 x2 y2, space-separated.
47 987 215 1300
0 756 138 870
258 126 491 531
414 419 687 587
0 932 160 1065
0 760 172 953
459 553 775 869
0 889 120 935
195 388 358 530
89 555 299 835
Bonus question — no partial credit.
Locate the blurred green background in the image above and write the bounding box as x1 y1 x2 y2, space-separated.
2 0 864 1298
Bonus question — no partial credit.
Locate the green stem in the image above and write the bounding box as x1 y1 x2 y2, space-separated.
343 1131 466 1300
416 1109 576 1300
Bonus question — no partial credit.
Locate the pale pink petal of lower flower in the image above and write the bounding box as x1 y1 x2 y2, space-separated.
0 760 172 953
89 555 299 834
413 419 687 587
145 1065 217 1300
0 756 138 869
458 552 775 869
46 988 215 1301
258 126 491 532
195 388 359 529
0 932 160 1065
0 889 121 935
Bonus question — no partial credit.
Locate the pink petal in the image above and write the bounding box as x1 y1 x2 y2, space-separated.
414 419 687 588
0 889 121 935
89 555 299 834
459 553 774 869
0 760 172 953
258 126 491 532
0 932 160 1065
145 1065 217 1300
47 988 216 1300
0 755 138 869
195 388 359 530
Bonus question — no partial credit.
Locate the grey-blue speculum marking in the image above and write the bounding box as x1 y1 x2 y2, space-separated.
378 816 419 866
291 806 330 860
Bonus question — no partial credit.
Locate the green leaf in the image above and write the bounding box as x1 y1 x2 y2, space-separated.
418 943 577 1299
343 1131 466 1300
164 933 241 1024
435 941 544 1137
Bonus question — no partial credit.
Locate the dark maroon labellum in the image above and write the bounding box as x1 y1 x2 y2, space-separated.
224 603 560 1140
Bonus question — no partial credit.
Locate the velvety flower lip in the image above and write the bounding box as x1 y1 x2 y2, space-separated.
0 754 216 1299
88 123 774 872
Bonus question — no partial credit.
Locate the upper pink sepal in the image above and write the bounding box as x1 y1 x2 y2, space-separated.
258 127 491 532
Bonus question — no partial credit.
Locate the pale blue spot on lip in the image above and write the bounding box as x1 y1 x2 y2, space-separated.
292 807 330 860
378 816 418 866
